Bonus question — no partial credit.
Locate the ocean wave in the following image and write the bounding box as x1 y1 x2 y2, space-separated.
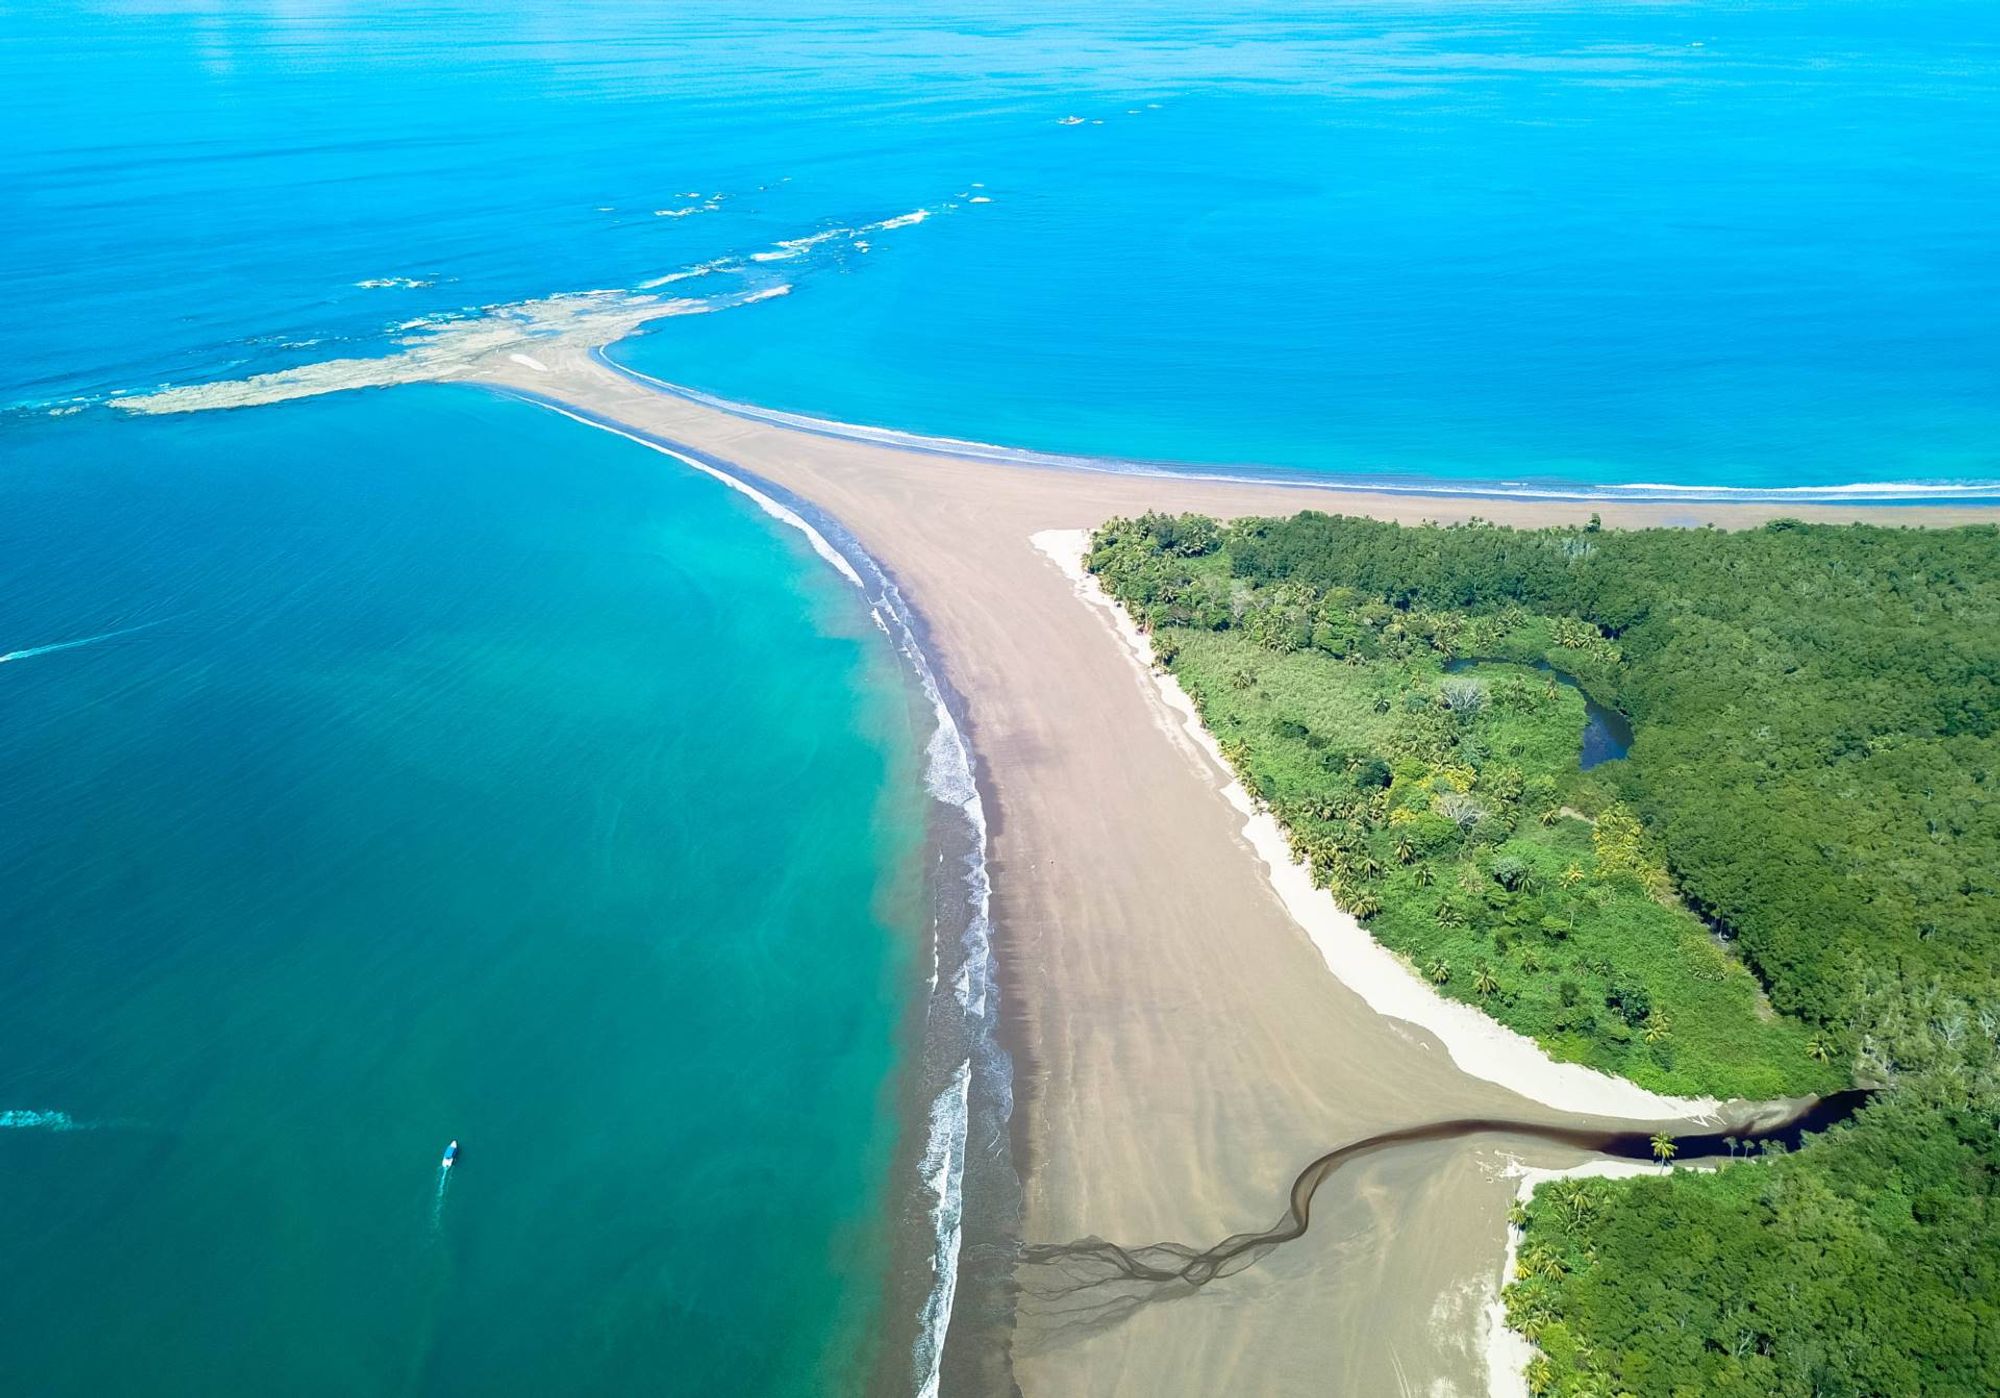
354 276 433 289
518 401 860 588
636 258 735 290
913 1060 972 1398
500 395 1013 1398
107 195 967 417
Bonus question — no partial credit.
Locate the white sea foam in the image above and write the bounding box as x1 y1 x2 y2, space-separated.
354 276 432 289
521 395 997 1398
636 258 736 290
524 405 861 588
871 533 996 1397
1034 527 1722 1122
115 195 968 417
913 1059 972 1398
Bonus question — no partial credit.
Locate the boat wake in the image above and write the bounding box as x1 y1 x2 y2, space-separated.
0 1109 85 1131
0 619 169 665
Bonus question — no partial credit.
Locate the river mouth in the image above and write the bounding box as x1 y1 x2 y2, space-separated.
1017 1090 1871 1313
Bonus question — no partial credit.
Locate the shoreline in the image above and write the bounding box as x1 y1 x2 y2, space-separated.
97 268 2000 508
1483 1158 1665 1398
108 341 2000 1396
1031 528 1720 1123
501 392 1020 1398
600 351 2000 508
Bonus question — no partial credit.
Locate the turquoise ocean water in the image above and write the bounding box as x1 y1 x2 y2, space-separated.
0 390 935 1394
4 4 1999 1396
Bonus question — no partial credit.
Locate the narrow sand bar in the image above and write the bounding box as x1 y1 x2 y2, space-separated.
123 343 2000 1395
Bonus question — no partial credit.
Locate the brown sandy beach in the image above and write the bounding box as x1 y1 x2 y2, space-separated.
127 345 2000 1395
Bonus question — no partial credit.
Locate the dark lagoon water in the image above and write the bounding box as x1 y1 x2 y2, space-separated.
1448 657 1633 769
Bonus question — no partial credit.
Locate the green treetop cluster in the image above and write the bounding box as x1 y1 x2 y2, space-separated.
1088 508 2000 1395
1087 510 1998 1056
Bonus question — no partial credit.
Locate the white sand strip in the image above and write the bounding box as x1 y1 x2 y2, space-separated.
1032 527 1721 1124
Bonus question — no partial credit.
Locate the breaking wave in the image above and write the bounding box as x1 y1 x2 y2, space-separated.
486 392 1016 1398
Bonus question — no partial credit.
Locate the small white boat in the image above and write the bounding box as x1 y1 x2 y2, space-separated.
441 1139 459 1169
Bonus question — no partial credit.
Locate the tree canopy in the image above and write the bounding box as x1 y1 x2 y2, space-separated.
1088 508 2000 1396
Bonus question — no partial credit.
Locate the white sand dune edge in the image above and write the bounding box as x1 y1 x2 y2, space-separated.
1032 527 1720 1124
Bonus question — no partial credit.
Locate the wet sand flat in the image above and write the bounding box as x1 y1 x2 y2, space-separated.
458 348 1995 1396
129 340 1999 1394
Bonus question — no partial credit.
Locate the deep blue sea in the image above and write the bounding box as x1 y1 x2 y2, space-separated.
2 4 1997 1396
7 1 1998 489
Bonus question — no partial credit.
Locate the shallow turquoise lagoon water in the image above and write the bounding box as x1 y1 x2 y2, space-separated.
0 388 927 1395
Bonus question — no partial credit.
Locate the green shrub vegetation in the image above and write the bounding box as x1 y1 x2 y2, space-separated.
1087 509 2000 1394
1507 987 1999 1397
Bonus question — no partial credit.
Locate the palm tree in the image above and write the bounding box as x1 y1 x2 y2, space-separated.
1434 900 1464 928
1474 964 1500 997
1394 833 1416 865
1561 864 1584 889
1426 958 1451 986
1643 1011 1672 1044
1348 891 1381 920
1538 805 1561 827
1806 1035 1833 1064
1723 1136 1739 1160
1554 1180 1595 1225
1414 863 1435 887
1650 1132 1677 1168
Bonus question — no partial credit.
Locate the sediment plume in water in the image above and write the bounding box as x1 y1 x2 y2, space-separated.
1019 1092 1869 1311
